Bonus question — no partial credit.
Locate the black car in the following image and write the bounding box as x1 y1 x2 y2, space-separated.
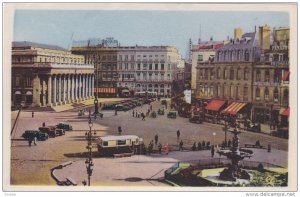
22 130 49 141
189 115 203 124
56 122 73 131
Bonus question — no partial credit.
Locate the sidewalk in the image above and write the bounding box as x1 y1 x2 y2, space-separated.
52 98 128 112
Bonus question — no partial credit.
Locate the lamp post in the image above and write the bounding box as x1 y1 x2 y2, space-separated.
213 132 216 146
85 110 95 186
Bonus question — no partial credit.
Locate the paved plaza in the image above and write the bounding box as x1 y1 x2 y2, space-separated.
10 99 288 186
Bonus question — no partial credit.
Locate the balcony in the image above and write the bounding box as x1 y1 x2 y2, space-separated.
271 61 289 67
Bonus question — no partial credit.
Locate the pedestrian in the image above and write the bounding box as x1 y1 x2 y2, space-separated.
228 139 232 148
197 142 202 150
176 130 180 140
33 136 37 146
165 143 170 155
135 111 138 118
32 111 34 118
118 126 122 135
268 143 271 153
115 110 118 116
28 138 32 147
141 113 145 121
202 140 206 149
211 145 215 157
192 142 196 151
42 122 46 127
206 141 210 149
154 134 158 145
150 105 152 111
132 110 135 117
158 143 162 154
179 140 183 151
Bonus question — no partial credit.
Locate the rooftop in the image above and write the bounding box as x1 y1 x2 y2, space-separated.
12 41 67 51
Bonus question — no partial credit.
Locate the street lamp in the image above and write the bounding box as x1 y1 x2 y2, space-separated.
85 110 95 186
213 132 216 146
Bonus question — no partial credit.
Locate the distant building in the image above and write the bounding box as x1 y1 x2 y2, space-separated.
12 41 94 107
191 39 224 99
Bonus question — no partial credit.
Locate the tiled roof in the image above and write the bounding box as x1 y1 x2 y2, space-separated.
12 41 67 51
221 32 258 50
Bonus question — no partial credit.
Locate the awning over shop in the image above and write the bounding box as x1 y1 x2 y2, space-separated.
221 102 247 116
95 88 116 93
205 99 227 111
280 107 290 117
281 71 290 81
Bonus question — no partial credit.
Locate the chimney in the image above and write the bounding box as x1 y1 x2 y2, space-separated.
259 25 271 50
234 28 243 40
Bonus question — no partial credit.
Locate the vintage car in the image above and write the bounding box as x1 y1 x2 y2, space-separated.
167 111 177 119
39 126 57 138
22 130 49 141
97 135 143 156
248 123 261 133
115 104 125 111
56 122 73 131
189 115 203 124
55 129 65 136
161 99 167 105
158 107 165 115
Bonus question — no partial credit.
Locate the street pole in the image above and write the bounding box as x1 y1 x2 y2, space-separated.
85 110 94 186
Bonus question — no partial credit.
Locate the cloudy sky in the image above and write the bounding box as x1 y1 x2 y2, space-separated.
13 9 289 58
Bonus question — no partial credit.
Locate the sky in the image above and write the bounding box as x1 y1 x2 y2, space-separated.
13 10 289 58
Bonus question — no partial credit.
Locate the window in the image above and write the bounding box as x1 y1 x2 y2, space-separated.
143 55 147 58
125 63 128 70
244 68 249 80
237 68 241 80
137 73 141 80
168 64 171 70
230 85 234 98
230 69 234 80
243 86 248 100
161 64 164 70
210 69 214 80
161 74 164 80
256 70 261 82
167 74 170 80
118 63 122 70
125 55 128 61
119 55 122 61
149 64 152 70
143 64 147 70
255 87 260 100
155 74 158 80
274 88 279 102
143 73 146 80
130 63 134 70
131 55 134 60
223 68 227 79
102 141 108 146
244 50 250 61
217 68 221 79
155 64 158 70
137 64 141 70
264 88 269 100
204 69 208 80
15 76 20 87
283 89 289 105
117 140 126 145
197 54 203 62
236 86 239 99
265 69 270 82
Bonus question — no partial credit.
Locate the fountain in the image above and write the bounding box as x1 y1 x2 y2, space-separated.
217 126 253 182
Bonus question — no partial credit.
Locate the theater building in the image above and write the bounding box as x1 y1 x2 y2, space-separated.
12 41 95 108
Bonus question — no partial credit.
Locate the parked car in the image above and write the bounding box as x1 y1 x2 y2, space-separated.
248 123 261 133
161 99 167 105
22 130 49 141
115 104 124 111
189 115 203 124
102 104 116 110
39 126 57 137
56 122 73 131
167 111 177 119
158 108 165 115
55 129 65 136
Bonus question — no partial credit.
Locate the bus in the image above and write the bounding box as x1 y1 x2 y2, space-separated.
97 135 144 156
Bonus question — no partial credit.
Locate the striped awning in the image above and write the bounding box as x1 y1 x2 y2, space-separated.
221 102 247 116
281 71 290 81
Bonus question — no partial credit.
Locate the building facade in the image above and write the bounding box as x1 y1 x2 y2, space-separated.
191 39 224 98
12 41 95 107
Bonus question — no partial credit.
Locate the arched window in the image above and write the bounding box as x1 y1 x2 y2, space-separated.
237 68 241 80
255 87 260 100
229 51 233 61
265 69 270 82
244 49 250 61
223 68 227 80
274 87 279 102
244 67 249 80
256 70 261 82
236 50 240 61
224 51 227 61
217 68 221 79
283 89 289 105
264 87 269 100
217 84 221 97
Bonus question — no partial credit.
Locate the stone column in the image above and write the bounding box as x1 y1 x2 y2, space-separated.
75 74 78 102
67 75 70 103
90 75 93 98
82 74 86 100
62 75 66 104
70 75 74 102
58 75 62 105
47 75 52 107
32 74 41 107
92 75 94 98
79 74 82 101
53 75 57 106
86 75 90 98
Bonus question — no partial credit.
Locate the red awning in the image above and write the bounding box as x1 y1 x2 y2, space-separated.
95 88 116 93
281 71 290 81
221 102 247 116
281 107 290 117
205 99 227 111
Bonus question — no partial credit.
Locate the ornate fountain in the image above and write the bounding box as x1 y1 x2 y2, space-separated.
217 126 254 181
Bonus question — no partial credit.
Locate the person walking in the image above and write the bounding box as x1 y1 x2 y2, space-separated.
211 145 215 157
154 134 158 145
28 138 32 147
179 140 183 151
176 130 180 140
158 143 162 154
42 122 46 127
132 110 135 117
32 111 34 118
198 142 202 150
33 136 37 146
118 126 122 135
141 113 145 121
165 143 170 155
115 110 118 116
135 111 138 118
150 105 152 111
